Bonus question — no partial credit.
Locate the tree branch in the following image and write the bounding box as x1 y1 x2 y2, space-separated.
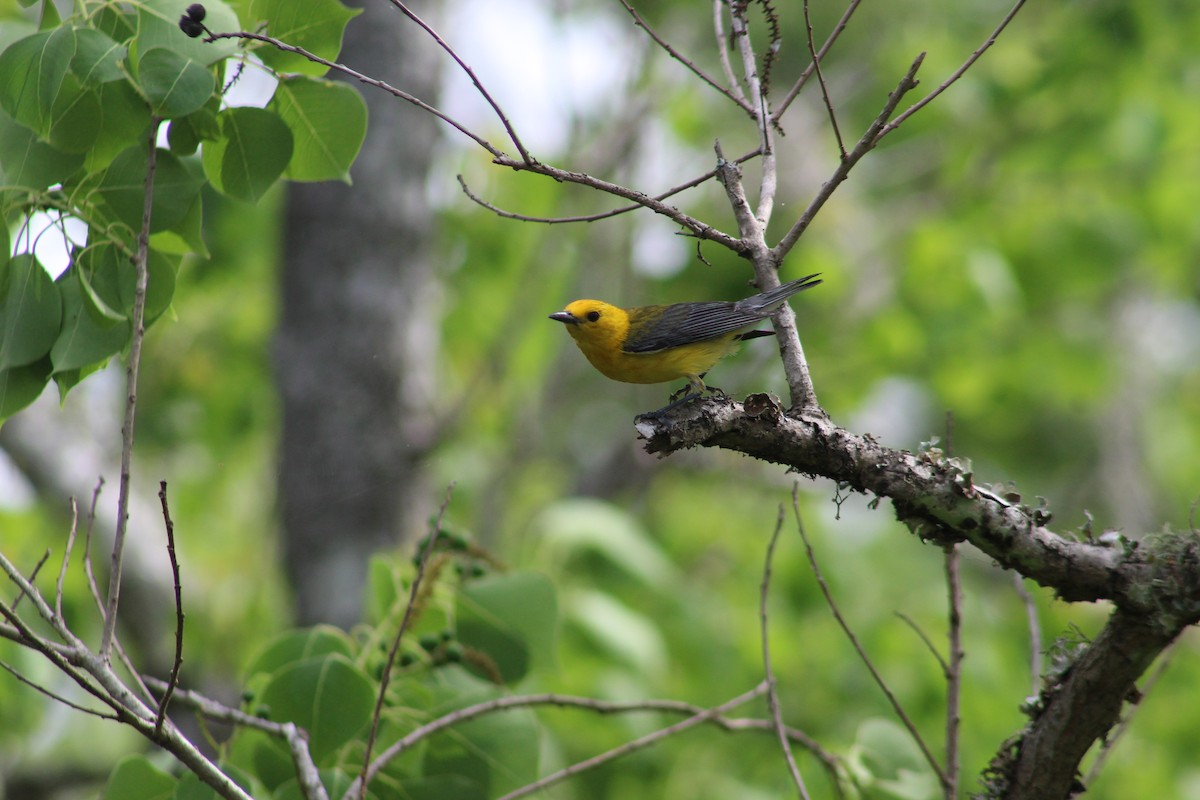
101 117 162 662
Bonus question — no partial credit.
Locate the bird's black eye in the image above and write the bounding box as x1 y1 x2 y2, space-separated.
586 310 601 322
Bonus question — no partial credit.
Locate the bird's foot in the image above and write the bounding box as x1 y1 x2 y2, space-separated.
640 390 703 419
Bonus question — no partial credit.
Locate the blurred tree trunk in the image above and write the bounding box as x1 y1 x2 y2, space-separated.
274 0 441 627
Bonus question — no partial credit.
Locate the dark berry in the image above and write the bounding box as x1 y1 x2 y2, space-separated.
178 15 204 37
186 3 206 21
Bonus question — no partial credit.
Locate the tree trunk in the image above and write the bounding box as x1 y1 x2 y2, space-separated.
274 0 441 627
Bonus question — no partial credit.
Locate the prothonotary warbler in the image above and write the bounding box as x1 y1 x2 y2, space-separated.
549 273 821 399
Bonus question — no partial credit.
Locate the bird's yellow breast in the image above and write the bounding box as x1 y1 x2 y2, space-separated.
560 300 743 385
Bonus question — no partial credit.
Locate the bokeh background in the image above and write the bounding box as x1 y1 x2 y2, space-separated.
2 0 1198 797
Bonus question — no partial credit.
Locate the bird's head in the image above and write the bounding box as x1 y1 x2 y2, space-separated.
549 300 628 347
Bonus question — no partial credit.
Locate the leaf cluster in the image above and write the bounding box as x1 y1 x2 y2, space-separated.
0 0 366 420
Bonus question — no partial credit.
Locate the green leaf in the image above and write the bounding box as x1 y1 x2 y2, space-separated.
245 625 356 678
173 764 257 800
84 79 153 173
152 192 208 259
50 268 130 373
103 754 177 800
70 27 127 85
36 0 61 30
269 75 366 183
0 254 61 370
51 358 106 402
0 357 51 420
96 146 204 233
456 572 557 684
133 0 240 67
273 769 356 800
139 48 215 119
396 775 486 800
258 653 375 761
0 30 69 132
75 242 175 323
241 0 360 76
847 718 940 800
0 107 84 187
201 107 292 202
46 72 100 153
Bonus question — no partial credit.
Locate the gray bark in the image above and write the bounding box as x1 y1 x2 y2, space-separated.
274 0 442 627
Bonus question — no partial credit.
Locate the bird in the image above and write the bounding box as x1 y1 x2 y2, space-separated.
549 273 821 401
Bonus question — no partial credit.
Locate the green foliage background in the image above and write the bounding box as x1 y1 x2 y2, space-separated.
1 1 1198 798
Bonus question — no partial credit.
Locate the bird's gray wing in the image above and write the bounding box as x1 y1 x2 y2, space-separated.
622 302 766 353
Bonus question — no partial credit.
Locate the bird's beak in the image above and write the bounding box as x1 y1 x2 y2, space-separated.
549 311 578 325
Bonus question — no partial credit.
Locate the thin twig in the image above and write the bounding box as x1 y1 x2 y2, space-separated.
54 499 79 620
726 1 777 223
204 30 503 158
712 0 748 106
790 489 950 790
383 0 532 163
762 502 810 799
155 481 184 737
494 684 770 800
1012 574 1043 698
894 612 949 675
13 549 50 612
771 54 923 263
283 722 331 800
456 144 763 225
350 688 839 795
622 0 754 114
773 0 864 122
943 546 963 800
877 0 1028 141
80 478 154 705
803 0 847 159
0 659 118 720
356 483 456 800
101 117 163 663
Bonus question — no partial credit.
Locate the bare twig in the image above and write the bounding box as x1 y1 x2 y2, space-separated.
790 491 950 790
1012 574 1043 697
494 684 770 800
771 53 924 262
101 117 162 663
712 0 749 106
944 546 963 800
622 0 754 114
54 499 79 620
877 0 1028 140
357 483 456 800
283 722 331 800
762 501 810 798
204 30 503 158
0 659 118 720
13 549 49 611
383 0 532 163
726 1 777 222
895 611 949 674
155 481 184 737
350 688 838 794
803 0 847 159
773 0 864 122
456 146 761 225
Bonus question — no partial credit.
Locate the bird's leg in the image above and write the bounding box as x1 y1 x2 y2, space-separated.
644 375 709 417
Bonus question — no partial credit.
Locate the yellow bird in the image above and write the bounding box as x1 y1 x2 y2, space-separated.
549 273 821 398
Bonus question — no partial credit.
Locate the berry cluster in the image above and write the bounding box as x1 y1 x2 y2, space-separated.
177 3 208 38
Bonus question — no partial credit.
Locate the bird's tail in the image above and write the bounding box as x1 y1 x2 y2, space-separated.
736 273 823 314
